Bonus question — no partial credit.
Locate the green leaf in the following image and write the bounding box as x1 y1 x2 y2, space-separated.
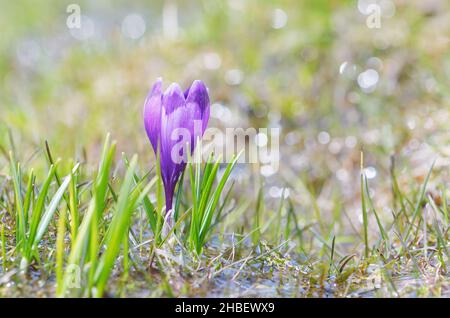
31 164 80 254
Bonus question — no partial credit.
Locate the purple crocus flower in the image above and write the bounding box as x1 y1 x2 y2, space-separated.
144 78 210 217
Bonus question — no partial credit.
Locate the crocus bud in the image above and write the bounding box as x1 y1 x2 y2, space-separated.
144 78 210 216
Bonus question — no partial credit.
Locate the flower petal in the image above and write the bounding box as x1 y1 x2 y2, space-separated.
143 78 163 153
144 79 211 213
159 106 188 210
185 80 210 133
162 83 186 114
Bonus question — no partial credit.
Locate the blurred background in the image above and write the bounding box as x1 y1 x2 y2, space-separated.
0 0 449 239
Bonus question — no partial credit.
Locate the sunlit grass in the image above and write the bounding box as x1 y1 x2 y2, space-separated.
0 0 449 298
0 134 449 297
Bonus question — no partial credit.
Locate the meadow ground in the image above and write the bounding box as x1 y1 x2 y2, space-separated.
0 0 449 297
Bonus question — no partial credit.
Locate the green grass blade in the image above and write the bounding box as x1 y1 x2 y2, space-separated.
26 164 57 257
94 155 140 296
68 169 79 241
23 169 35 228
199 151 241 245
9 152 25 250
364 175 388 242
173 171 185 222
31 164 80 254
122 153 161 237
360 152 369 258
403 161 435 242
55 207 66 296
1 224 6 271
